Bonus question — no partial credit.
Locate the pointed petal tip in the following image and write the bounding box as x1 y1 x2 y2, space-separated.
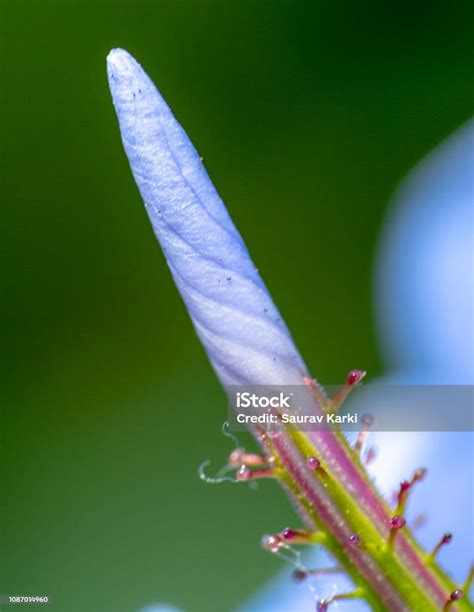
106 48 155 106
107 48 139 83
107 47 134 70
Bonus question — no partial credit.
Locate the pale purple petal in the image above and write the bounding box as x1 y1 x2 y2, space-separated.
107 48 308 388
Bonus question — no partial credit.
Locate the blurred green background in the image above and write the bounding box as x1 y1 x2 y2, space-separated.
1 1 473 611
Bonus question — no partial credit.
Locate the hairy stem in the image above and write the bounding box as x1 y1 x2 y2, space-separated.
251 395 472 611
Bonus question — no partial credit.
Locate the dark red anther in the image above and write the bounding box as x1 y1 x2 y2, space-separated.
390 516 406 530
317 602 329 612
442 588 464 610
449 589 463 601
430 532 453 559
292 569 307 582
430 532 453 560
395 480 411 515
348 534 361 547
400 480 410 492
282 527 296 541
347 369 365 385
388 515 406 547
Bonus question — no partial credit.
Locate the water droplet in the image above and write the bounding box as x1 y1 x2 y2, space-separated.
236 465 251 481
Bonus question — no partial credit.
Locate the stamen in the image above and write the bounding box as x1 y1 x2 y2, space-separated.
395 480 411 516
347 369 366 385
292 567 342 582
354 414 374 453
261 532 305 567
394 468 426 515
328 369 366 414
235 465 275 481
387 515 406 548
443 589 464 610
316 588 363 611
303 376 329 411
280 527 313 544
363 446 377 466
410 467 427 486
428 533 452 561
462 564 473 595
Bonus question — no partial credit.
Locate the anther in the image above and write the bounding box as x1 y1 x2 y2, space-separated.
282 527 296 540
390 515 406 529
395 480 411 515
292 569 307 582
443 589 464 610
279 527 313 544
347 369 366 386
395 468 426 515
429 533 452 560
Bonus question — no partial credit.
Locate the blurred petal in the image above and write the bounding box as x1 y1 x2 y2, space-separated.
138 605 182 612
107 48 308 388
375 119 474 381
